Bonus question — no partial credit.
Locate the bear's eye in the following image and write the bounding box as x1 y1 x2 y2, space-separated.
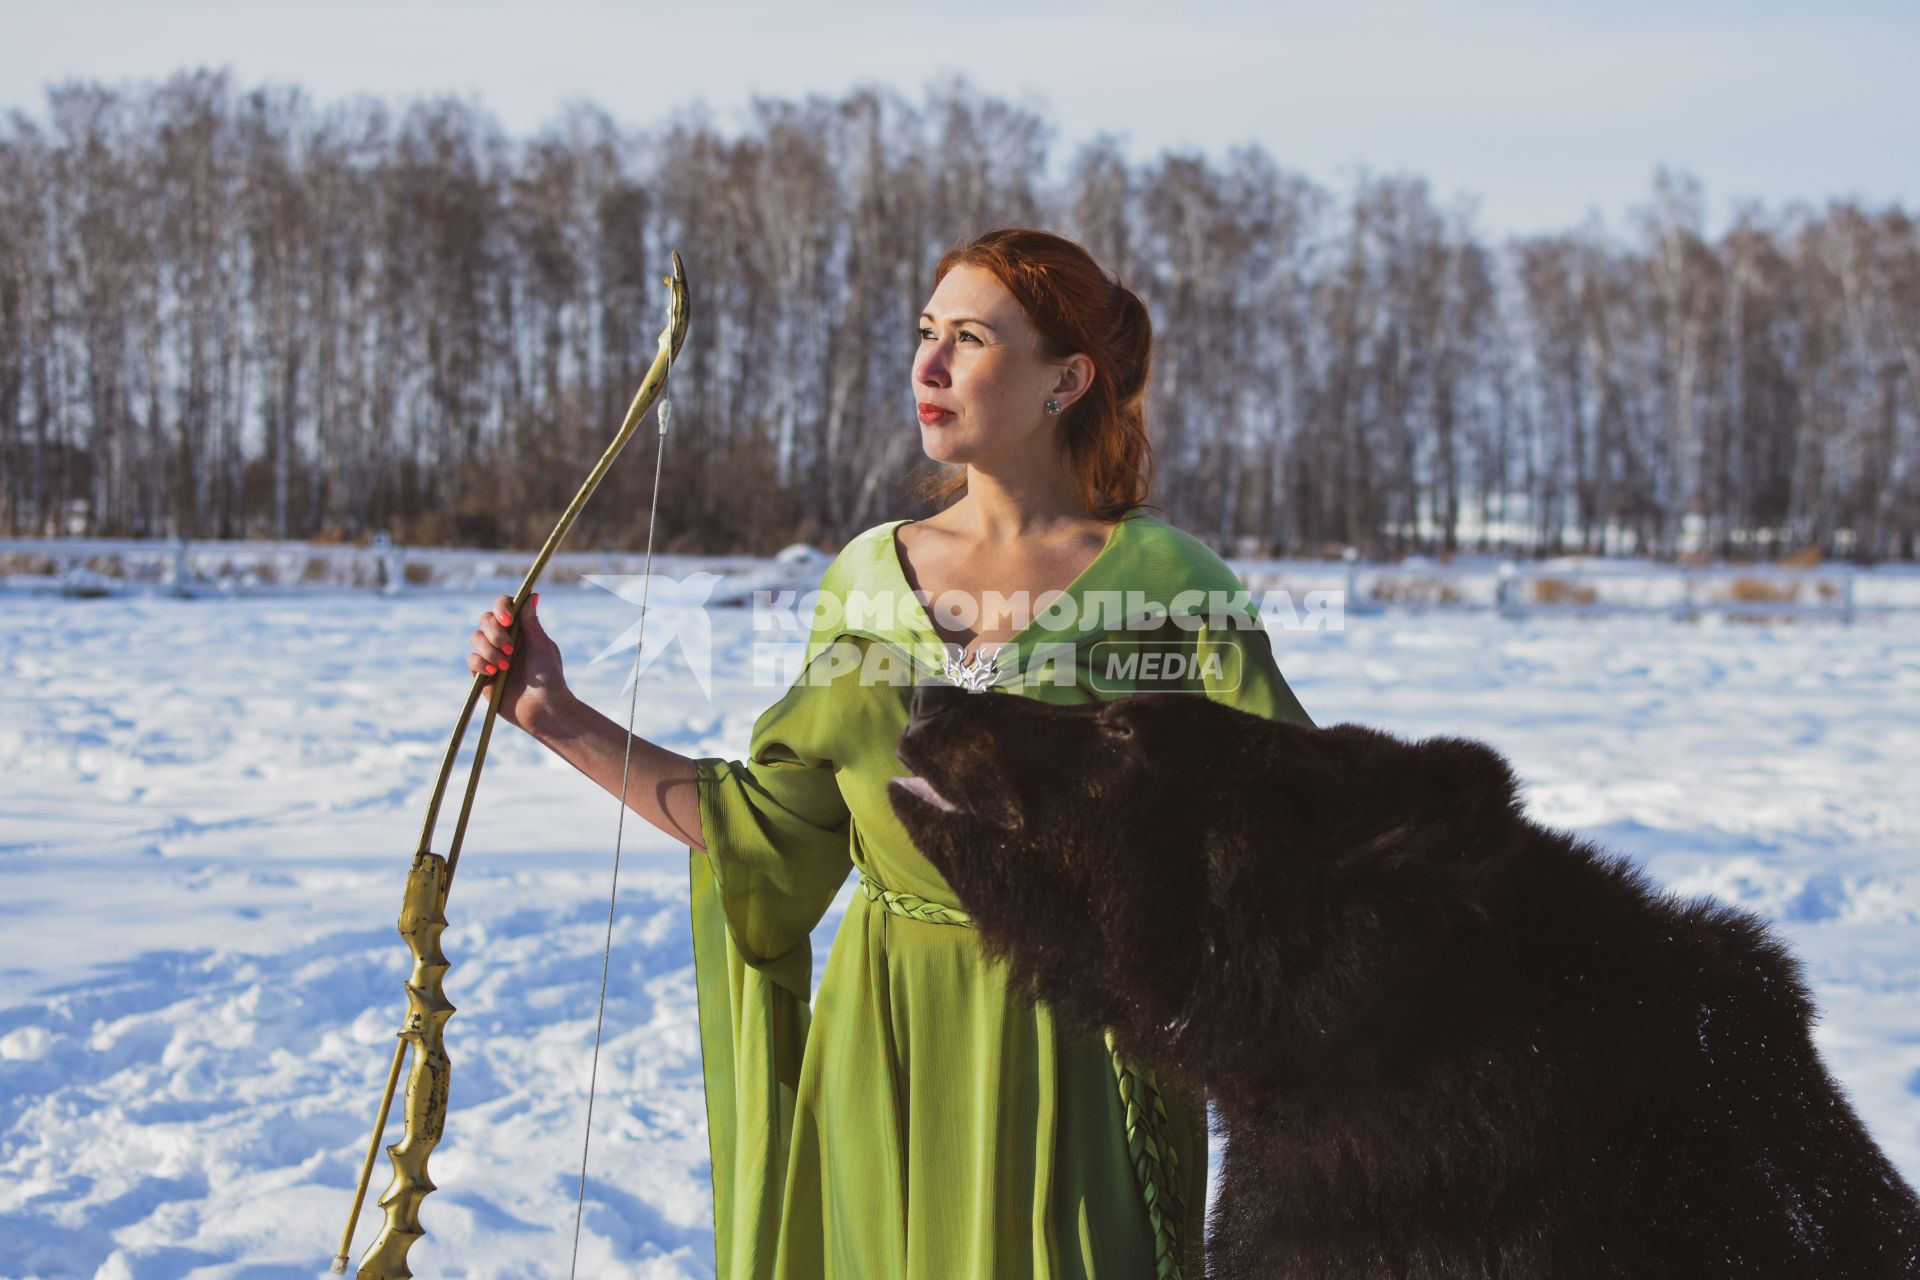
1103 717 1136 741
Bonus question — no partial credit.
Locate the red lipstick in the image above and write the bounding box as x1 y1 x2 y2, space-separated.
918 402 954 425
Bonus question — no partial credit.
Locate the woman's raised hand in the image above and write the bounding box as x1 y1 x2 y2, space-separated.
469 592 572 735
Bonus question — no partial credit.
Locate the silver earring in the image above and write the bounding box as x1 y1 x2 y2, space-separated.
1044 400 1061 415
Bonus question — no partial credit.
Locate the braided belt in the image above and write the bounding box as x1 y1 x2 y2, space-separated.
857 871 1187 1280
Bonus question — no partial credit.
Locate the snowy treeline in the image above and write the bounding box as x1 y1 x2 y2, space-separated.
2 71 1917 559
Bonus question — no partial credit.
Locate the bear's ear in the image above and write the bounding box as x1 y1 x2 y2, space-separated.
1414 734 1522 819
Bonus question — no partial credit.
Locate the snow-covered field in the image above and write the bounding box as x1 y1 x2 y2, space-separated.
3 574 1917 1278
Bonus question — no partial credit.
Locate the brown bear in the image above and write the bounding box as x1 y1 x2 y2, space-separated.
888 681 1920 1280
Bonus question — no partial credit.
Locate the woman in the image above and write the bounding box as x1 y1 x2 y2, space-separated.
469 228 1316 1279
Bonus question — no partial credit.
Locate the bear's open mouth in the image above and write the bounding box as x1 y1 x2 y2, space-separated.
891 773 959 814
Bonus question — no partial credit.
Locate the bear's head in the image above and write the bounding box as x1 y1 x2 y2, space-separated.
889 681 1530 1096
888 684 1219 1065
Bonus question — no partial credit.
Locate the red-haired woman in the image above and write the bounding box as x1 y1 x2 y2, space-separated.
469 229 1315 1278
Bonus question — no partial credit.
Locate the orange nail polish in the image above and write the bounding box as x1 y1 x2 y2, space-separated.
498 612 512 625
485 664 497 675
503 643 514 655
498 659 509 668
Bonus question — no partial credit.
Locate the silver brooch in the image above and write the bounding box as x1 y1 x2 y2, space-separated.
942 643 1004 693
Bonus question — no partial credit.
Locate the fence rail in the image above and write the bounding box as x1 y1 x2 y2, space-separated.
5 537 1918 621
0 535 831 603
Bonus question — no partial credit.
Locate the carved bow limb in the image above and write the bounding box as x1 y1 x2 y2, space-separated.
332 254 691 1277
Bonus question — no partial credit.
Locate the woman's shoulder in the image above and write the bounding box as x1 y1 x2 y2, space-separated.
815 521 904 595
1123 511 1249 592
839 518 908 553
817 509 1243 589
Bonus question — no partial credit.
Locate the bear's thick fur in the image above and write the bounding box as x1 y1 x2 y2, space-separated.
888 682 1920 1279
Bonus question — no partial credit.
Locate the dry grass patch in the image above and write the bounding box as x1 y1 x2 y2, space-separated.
0 552 60 575
1531 578 1598 606
1367 575 1464 606
1729 578 1800 604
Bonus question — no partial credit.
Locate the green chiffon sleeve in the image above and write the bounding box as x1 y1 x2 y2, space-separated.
688 646 855 1280
1188 613 1317 728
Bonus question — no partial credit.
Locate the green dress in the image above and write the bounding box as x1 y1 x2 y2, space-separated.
687 509 1316 1279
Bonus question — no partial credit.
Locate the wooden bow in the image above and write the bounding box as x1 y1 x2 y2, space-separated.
332 254 691 1277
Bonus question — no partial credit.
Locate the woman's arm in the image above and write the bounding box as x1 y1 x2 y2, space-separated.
528 694 708 852
467 591 708 851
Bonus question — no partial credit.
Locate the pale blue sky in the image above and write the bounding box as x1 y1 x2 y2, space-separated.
4 0 1913 240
